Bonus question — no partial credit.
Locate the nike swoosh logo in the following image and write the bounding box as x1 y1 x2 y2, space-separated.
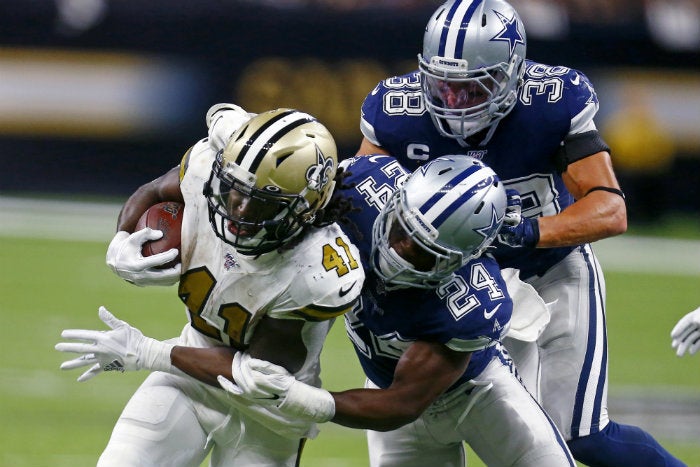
571 74 580 86
339 281 357 297
484 303 502 320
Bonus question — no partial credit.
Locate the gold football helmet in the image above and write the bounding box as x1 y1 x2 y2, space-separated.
204 108 338 255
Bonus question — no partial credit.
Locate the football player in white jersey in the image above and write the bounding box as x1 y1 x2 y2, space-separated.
56 107 364 467
355 0 685 465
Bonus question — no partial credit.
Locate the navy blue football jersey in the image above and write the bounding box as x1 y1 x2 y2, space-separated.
337 154 512 389
361 60 604 278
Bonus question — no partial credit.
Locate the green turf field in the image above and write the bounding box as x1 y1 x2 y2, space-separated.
1 230 699 466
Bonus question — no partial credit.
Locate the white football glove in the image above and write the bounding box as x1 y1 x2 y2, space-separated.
503 188 523 227
206 103 255 153
671 307 700 356
106 230 181 286
498 188 540 248
218 352 335 423
55 306 174 382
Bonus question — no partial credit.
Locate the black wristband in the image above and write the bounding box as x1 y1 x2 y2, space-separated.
585 186 625 200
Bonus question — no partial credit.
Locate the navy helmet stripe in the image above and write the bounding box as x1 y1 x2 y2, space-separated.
418 164 483 229
419 163 481 214
432 189 473 228
439 0 484 58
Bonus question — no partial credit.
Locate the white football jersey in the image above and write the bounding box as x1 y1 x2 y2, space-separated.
176 140 364 385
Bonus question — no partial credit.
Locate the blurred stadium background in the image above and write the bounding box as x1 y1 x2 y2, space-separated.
1 0 699 465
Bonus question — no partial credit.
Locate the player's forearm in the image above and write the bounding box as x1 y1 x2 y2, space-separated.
117 166 184 232
170 346 236 387
537 191 627 248
330 388 427 432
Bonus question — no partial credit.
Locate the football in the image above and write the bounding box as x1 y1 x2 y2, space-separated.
135 201 184 268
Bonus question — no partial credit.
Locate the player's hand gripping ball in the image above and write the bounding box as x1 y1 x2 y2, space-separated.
135 202 184 268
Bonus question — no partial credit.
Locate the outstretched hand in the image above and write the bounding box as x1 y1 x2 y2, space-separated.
671 307 700 357
56 306 174 381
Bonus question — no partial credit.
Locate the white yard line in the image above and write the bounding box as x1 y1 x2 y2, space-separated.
593 235 700 276
0 196 121 242
2 195 699 275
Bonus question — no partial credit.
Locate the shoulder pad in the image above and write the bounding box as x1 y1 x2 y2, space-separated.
178 146 194 182
283 226 365 322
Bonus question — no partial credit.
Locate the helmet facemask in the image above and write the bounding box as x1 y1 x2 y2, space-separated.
418 0 527 141
370 189 465 290
371 154 507 290
203 108 337 256
205 151 313 256
419 54 522 140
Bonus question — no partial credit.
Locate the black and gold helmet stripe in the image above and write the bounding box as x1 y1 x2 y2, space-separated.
234 109 316 173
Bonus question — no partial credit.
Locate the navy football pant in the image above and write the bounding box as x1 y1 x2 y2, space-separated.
567 421 686 467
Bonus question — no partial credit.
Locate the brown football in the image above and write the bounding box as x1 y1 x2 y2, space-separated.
135 201 184 268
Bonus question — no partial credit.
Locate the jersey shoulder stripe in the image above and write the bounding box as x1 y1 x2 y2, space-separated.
293 297 360 322
269 224 365 320
180 139 213 198
178 144 196 182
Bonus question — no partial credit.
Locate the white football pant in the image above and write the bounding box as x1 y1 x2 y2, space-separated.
96 371 304 467
504 244 610 440
366 350 574 467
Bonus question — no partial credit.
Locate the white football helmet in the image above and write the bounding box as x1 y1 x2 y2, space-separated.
204 108 337 255
419 0 526 141
371 155 506 289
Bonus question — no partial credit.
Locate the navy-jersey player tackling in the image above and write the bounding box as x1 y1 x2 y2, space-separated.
225 154 575 466
357 0 685 466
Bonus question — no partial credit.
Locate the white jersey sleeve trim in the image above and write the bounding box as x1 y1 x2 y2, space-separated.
360 117 381 146
570 101 598 135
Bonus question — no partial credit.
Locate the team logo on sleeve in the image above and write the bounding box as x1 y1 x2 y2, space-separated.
224 252 240 270
465 149 487 160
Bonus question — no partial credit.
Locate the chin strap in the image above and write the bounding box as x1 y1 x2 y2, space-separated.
585 186 625 200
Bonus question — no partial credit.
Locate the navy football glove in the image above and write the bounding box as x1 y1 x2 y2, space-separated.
499 189 540 248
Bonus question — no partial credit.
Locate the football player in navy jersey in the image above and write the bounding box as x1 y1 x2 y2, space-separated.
224 154 575 467
356 0 684 466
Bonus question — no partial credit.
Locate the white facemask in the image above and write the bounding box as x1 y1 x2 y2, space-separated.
374 246 418 288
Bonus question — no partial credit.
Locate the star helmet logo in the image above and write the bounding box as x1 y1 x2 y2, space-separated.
305 145 334 192
582 78 599 106
474 204 504 240
490 10 525 60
